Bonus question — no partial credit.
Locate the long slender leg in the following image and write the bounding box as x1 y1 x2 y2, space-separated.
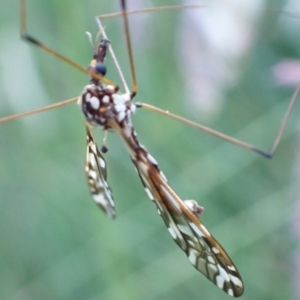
140 81 300 158
99 5 207 20
20 0 116 87
119 0 137 98
1 2 298 161
0 0 121 123
0 97 78 124
101 2 300 159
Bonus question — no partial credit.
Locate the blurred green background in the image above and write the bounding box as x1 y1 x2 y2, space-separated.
0 1 300 299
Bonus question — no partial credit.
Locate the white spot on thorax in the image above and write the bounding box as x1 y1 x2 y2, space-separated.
89 96 100 110
112 94 127 106
130 104 136 113
122 93 131 102
115 103 126 113
102 95 109 103
106 85 115 92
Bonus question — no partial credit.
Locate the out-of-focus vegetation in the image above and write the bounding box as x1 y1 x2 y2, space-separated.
0 1 299 299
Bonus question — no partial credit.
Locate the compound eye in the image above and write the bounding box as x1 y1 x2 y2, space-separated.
95 63 107 76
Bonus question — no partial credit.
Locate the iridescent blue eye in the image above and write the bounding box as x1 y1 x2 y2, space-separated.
95 63 106 76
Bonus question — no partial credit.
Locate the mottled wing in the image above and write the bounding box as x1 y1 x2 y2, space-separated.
132 158 244 297
85 125 115 218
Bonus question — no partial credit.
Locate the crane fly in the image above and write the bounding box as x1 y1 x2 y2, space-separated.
81 5 244 296
1 1 300 297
